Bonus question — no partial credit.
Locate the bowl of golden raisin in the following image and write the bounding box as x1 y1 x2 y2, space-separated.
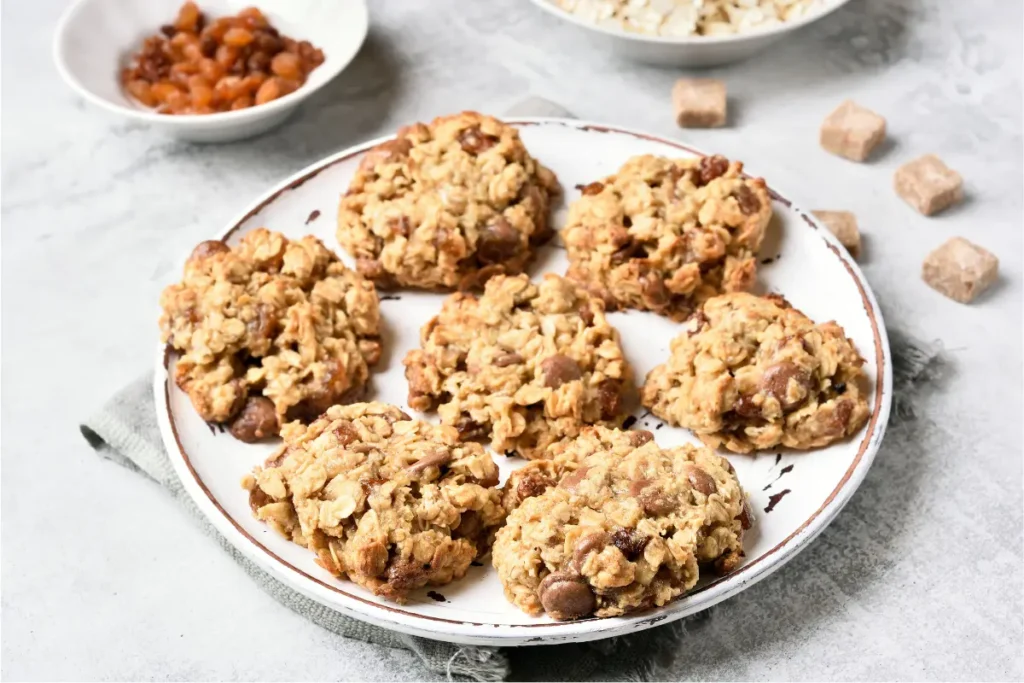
54 0 368 142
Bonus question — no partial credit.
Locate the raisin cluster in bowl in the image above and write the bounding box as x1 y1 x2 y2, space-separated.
120 2 325 115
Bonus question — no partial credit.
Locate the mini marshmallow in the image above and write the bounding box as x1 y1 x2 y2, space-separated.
820 100 886 162
895 154 964 216
673 78 726 128
921 237 998 303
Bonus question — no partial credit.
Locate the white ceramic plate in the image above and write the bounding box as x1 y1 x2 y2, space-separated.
526 0 852 67
54 0 368 143
154 118 892 646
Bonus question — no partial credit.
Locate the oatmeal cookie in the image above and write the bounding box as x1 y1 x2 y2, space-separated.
563 154 771 321
403 273 632 459
241 402 505 602
641 292 870 453
160 229 381 441
337 111 560 290
493 427 748 620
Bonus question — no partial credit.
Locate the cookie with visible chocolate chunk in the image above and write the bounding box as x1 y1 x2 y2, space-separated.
641 292 870 453
492 426 748 620
159 229 382 441
337 111 560 290
403 273 632 460
241 402 505 602
563 154 771 321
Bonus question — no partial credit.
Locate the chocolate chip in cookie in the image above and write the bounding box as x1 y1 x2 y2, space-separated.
539 572 596 620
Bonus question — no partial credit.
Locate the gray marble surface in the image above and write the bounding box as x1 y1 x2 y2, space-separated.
2 0 1022 680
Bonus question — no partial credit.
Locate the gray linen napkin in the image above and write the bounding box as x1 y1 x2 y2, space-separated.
80 96 943 682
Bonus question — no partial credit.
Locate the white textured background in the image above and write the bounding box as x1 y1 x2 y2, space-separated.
2 0 1022 680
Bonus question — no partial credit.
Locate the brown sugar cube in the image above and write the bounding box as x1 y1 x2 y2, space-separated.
894 154 964 216
673 78 726 128
812 210 861 259
921 237 998 304
819 100 886 161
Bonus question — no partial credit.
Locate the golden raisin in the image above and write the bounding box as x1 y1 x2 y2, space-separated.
186 74 210 89
237 7 268 29
190 83 214 108
215 44 238 68
151 81 182 103
174 1 202 33
168 62 198 88
223 27 254 47
270 52 301 79
298 40 321 64
182 42 203 62
214 75 245 101
203 17 231 41
198 58 224 82
163 89 190 112
170 61 198 76
126 80 156 107
240 72 266 93
169 31 194 51
254 77 281 105
277 78 300 96
122 2 324 115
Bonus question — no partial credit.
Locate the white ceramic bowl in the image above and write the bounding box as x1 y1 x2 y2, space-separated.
54 0 368 143
528 0 852 67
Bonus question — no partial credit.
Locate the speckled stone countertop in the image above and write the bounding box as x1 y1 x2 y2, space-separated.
2 0 1021 679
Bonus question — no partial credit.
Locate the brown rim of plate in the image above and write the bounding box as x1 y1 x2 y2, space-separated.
164 119 889 629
